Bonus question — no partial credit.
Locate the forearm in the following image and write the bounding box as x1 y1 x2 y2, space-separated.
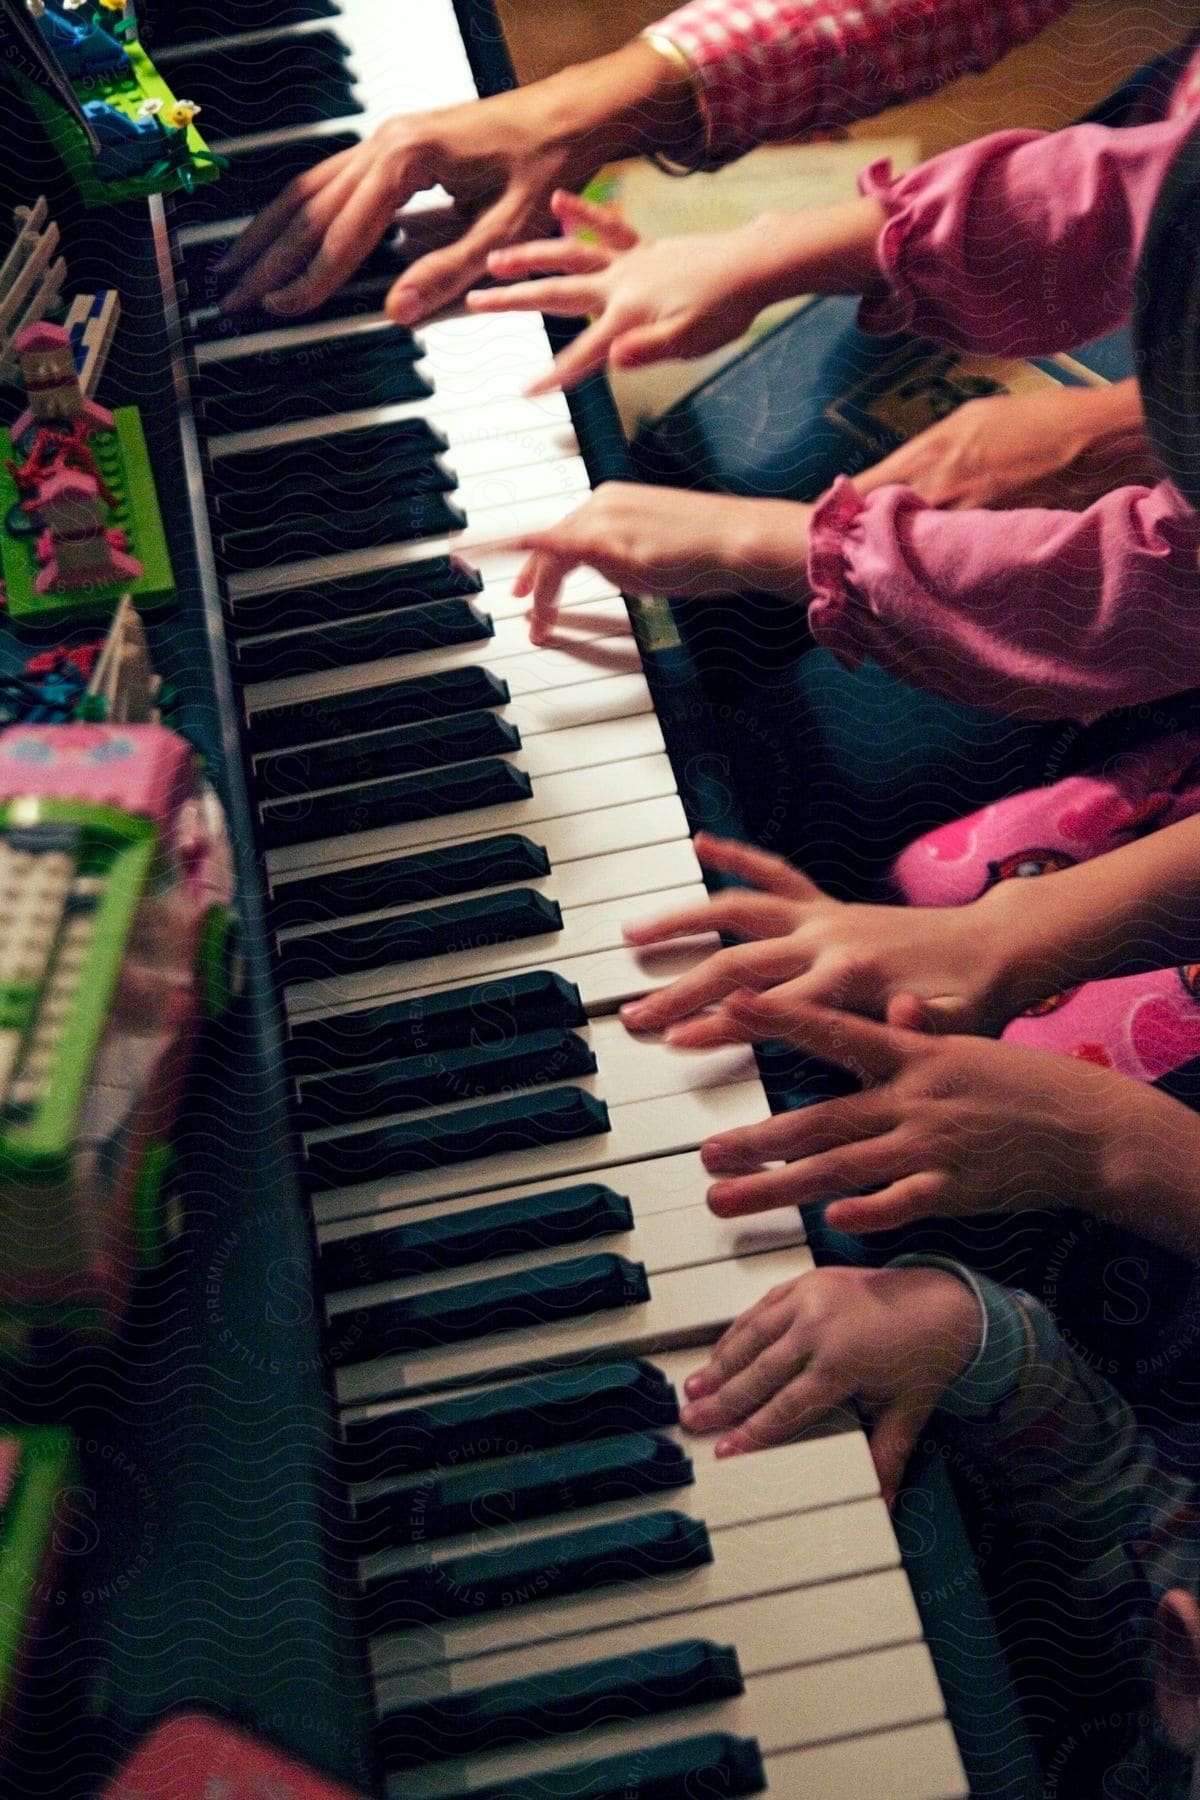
807 476 1200 722
651 0 1075 164
730 200 890 312
979 813 1200 1011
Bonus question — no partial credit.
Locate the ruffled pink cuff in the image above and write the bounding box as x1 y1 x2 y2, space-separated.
806 475 871 670
855 158 918 338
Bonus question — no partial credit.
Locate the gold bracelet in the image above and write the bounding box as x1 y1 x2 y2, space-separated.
640 29 712 174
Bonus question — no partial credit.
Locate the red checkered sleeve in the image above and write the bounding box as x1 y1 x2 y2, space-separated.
649 0 1076 165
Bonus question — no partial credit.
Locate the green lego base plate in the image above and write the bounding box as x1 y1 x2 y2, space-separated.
0 1428 75 1715
9 38 220 208
0 406 174 626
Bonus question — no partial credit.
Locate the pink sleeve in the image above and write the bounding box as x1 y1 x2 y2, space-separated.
648 0 1073 165
858 114 1197 354
807 475 1200 722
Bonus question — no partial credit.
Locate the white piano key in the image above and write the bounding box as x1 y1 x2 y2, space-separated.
369 1493 901 1672
277 840 703 949
332 1241 810 1400
306 1021 756 1153
245 598 638 712
305 1032 757 1151
358 1429 849 1582
390 1643 947 1799
314 1075 769 1227
272 796 694 900
207 389 574 461
268 713 666 814
386 1566 919 1706
225 489 598 599
269 756 681 879
761 1720 968 1800
284 880 709 1011
323 1191 803 1317
241 594 621 670
322 1150 739 1252
501 672 656 736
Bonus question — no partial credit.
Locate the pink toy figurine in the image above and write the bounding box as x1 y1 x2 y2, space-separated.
12 320 112 439
33 467 141 594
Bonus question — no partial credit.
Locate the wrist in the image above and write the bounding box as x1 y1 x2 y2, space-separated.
1096 1083 1200 1254
970 875 1092 1024
881 1262 985 1396
733 498 814 601
537 41 704 178
740 200 889 308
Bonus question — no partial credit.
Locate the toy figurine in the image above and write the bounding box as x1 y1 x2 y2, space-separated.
32 1 129 80
33 465 141 592
0 321 172 622
11 318 111 436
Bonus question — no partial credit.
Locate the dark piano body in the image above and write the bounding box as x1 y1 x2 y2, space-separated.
0 3 1037 1796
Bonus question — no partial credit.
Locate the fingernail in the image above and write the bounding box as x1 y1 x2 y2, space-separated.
262 291 288 314
714 1435 742 1459
620 1000 647 1021
663 1023 694 1044
683 1371 716 1400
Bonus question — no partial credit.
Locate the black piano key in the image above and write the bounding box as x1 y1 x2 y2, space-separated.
146 0 340 50
257 713 521 809
234 599 489 683
210 419 449 498
208 441 453 529
354 1432 692 1559
218 489 467 573
259 759 531 852
459 1732 766 1800
212 449 455 534
376 1637 739 1768
246 666 510 753
225 553 480 639
304 1086 609 1191
156 33 360 139
279 888 561 986
333 1252 647 1364
196 342 431 434
299 1023 593 1132
192 272 402 341
194 324 423 396
270 833 547 930
339 1359 679 1477
321 1180 629 1287
167 128 360 227
359 1508 709 1631
286 969 585 1075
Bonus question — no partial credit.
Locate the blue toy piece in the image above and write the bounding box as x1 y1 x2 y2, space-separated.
36 9 129 80
81 99 163 179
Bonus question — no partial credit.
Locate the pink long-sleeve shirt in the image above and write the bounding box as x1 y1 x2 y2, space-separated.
652 0 1200 165
800 113 1200 722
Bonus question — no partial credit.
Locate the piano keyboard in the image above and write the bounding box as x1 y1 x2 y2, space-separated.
151 1 970 1792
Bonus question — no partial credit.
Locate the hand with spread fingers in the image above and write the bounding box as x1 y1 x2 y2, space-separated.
512 484 811 642
697 998 1200 1255
467 188 764 395
216 40 699 323
680 1264 981 1499
620 832 1015 1044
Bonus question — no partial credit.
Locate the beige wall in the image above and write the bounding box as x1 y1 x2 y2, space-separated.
501 0 1199 155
